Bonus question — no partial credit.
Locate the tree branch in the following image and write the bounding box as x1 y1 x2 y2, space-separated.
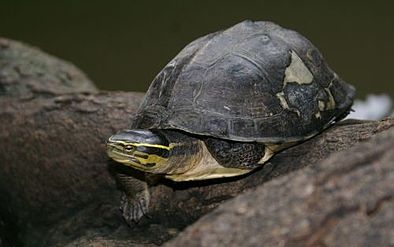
0 38 393 247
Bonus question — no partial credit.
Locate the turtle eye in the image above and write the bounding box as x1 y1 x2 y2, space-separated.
124 145 135 152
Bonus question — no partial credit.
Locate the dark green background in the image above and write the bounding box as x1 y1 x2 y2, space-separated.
1 0 393 97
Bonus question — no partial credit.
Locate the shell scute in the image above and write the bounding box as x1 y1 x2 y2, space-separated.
133 20 355 142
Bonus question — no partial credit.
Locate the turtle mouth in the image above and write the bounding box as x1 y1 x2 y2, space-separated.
107 148 141 165
106 143 141 165
106 143 157 171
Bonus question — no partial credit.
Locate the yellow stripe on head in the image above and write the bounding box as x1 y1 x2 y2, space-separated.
109 140 172 150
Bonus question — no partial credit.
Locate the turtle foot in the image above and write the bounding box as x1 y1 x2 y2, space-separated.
120 190 150 224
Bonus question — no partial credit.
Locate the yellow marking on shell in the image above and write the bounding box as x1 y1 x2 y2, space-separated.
283 50 313 86
315 111 322 119
276 91 300 116
318 100 326 111
276 92 290 110
324 88 336 110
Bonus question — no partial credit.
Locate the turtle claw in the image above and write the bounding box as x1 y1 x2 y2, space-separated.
120 192 150 224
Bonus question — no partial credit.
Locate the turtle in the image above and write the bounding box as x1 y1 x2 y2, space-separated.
106 20 355 224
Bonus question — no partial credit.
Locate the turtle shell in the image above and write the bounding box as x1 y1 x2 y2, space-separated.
132 20 355 142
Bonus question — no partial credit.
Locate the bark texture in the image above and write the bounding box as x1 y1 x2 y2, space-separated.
0 38 393 247
166 127 394 247
0 38 97 99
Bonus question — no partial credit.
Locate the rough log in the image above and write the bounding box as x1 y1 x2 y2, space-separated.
0 38 393 247
166 128 394 247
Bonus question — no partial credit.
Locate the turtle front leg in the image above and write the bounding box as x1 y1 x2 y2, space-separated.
116 173 151 224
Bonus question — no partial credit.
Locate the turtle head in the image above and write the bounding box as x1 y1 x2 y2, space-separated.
106 129 171 172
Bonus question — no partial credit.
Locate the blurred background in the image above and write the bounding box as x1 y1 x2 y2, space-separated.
1 0 393 98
